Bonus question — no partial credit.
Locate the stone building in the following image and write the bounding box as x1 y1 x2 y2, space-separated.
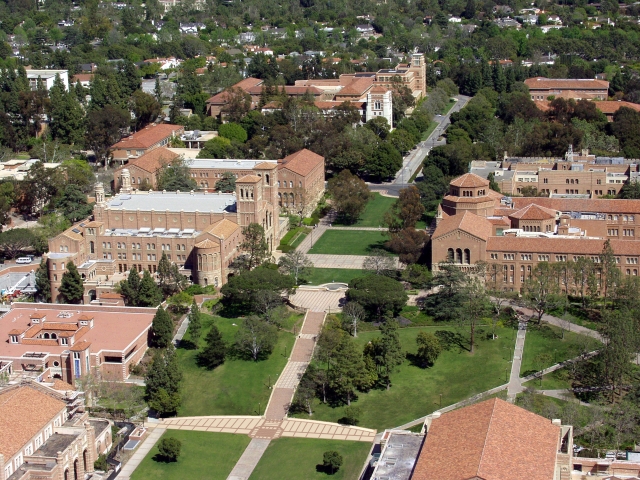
430 173 640 291
0 303 155 386
0 383 111 480
524 77 609 101
48 162 282 301
110 124 184 163
276 149 325 216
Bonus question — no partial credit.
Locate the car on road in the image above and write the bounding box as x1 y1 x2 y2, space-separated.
16 257 32 264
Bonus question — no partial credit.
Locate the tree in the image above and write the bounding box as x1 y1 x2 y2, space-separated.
188 300 202 347
218 122 248 143
460 278 491 353
130 90 162 130
216 171 236 193
327 170 371 225
534 353 553 386
329 335 370 405
130 268 160 306
154 77 162 103
18 161 62 217
157 252 187 296
278 250 313 285
158 438 181 462
385 186 425 231
377 319 404 390
322 451 343 475
35 258 51 302
235 316 278 361
151 307 174 349
145 347 182 416
416 331 441 367
48 74 84 145
600 239 621 308
342 302 365 338
59 262 84 304
221 267 295 314
85 105 129 169
0 229 37 259
61 160 96 193
347 275 408 320
239 223 269 270
157 157 197 192
55 184 93 223
119 266 141 306
386 228 428 265
293 366 317 415
365 142 402 181
198 323 226 369
362 249 396 276
220 87 252 122
524 263 562 324
600 309 639 402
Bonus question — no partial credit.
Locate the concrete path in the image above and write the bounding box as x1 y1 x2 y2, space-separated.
172 314 189 347
116 424 166 479
305 254 400 269
227 438 271 480
506 320 528 403
539 389 593 407
289 288 345 312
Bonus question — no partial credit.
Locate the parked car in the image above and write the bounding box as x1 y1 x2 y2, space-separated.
16 257 32 264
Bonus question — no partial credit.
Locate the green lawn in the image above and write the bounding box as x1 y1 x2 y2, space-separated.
248 438 371 480
177 314 295 416
335 193 395 228
442 98 456 115
305 268 366 285
420 121 439 142
523 368 573 390
131 430 250 480
520 323 601 377
308 230 393 256
294 326 516 431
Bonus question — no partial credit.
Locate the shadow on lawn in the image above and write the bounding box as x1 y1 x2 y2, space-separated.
152 454 178 464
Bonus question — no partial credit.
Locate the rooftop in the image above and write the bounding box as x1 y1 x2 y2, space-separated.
32 433 79 457
0 385 66 460
373 431 424 480
278 149 324 176
111 124 184 150
450 173 490 188
432 210 493 241
188 159 277 170
115 147 179 174
105 191 237 213
524 77 609 90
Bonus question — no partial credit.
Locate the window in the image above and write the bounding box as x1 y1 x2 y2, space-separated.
608 229 619 236
627 257 638 264
543 178 548 183
61 338 68 345
490 253 498 259
555 255 567 261
624 229 635 237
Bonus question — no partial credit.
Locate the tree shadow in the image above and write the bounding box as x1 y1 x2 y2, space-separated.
406 352 432 369
434 330 469 352
177 339 197 350
152 454 177 464
315 464 338 475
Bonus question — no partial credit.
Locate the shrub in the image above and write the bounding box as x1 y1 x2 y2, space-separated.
158 437 182 462
322 451 343 475
94 454 108 471
278 245 295 253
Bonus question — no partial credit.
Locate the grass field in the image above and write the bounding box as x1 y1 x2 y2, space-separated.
523 368 573 390
419 121 439 142
248 438 371 480
442 98 456 115
177 314 295 416
294 326 516 431
131 430 250 480
308 230 393 256
305 268 366 285
520 323 601 377
335 193 395 228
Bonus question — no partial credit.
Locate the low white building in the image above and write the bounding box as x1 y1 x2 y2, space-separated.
24 69 68 91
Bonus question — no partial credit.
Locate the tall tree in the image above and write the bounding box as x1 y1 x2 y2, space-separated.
524 262 562 324
416 331 442 367
145 346 182 416
239 223 269 270
377 319 404 390
48 74 84 145
346 275 408 320
157 252 187 296
362 249 397 276
460 278 491 353
330 335 371 406
188 300 202 347
119 266 141 306
384 186 425 232
198 323 226 369
342 302 365 338
35 258 51 302
600 239 620 308
138 270 163 307
278 250 313 285
327 170 371 225
157 157 197 192
59 262 84 304
85 105 129 169
215 171 236 193
235 316 278 361
151 307 174 349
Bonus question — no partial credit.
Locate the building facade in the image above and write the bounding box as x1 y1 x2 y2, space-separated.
276 149 325 216
430 173 640 292
524 77 609 101
110 124 184 163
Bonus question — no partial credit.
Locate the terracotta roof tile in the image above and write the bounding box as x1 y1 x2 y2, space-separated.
41 323 78 331
30 313 46 319
21 339 59 346
278 149 324 176
61 229 84 242
412 398 560 480
237 174 262 183
194 238 220 249
203 219 240 239
450 173 490 188
0 386 67 459
70 340 92 351
487 236 640 256
512 197 640 214
253 162 278 170
206 78 264 104
593 101 640 114
116 147 179 174
524 77 609 90
8 329 22 335
99 293 123 299
432 211 492 240
336 77 374 96
51 379 75 391
509 204 557 220
111 124 183 150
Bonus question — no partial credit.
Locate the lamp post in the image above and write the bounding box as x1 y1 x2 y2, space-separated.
258 402 261 416
439 393 442 408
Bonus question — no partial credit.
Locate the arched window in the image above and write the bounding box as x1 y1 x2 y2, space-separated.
266 174 270 185
447 248 454 261
89 241 94 254
464 249 471 264
43 333 50 339
278 193 282 206
455 248 462 264
289 181 293 188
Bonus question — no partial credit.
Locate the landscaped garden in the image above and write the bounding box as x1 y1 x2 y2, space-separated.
334 193 395 228
130 430 250 480
248 437 371 480
177 314 295 417
520 323 601 377
294 325 517 431
304 268 366 285
308 230 392 256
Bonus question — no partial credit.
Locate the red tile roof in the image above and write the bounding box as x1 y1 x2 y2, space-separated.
450 173 490 188
278 149 325 176
432 211 493 240
593 101 640 114
115 147 179 174
412 398 561 480
509 203 557 220
0 386 67 460
487 236 640 255
206 78 264 104
512 197 640 214
111 124 183 150
336 77 374 96
524 77 609 90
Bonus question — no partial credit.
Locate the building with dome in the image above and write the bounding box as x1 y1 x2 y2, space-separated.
431 173 640 291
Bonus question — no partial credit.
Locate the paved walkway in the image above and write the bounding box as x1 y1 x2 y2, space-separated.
305 254 400 269
506 319 528 403
227 439 271 480
117 424 166 479
289 288 345 312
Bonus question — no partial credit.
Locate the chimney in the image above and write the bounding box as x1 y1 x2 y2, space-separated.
552 419 562 426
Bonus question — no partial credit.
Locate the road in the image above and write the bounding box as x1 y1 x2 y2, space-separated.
368 94 471 196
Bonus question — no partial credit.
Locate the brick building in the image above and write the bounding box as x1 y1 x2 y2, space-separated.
110 124 184 163
0 303 155 386
410 398 573 480
277 149 325 215
0 383 111 480
525 77 609 101
430 173 640 291
49 162 282 301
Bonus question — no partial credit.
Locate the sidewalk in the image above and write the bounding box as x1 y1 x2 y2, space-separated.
116 424 166 479
506 320 528 403
227 438 271 480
